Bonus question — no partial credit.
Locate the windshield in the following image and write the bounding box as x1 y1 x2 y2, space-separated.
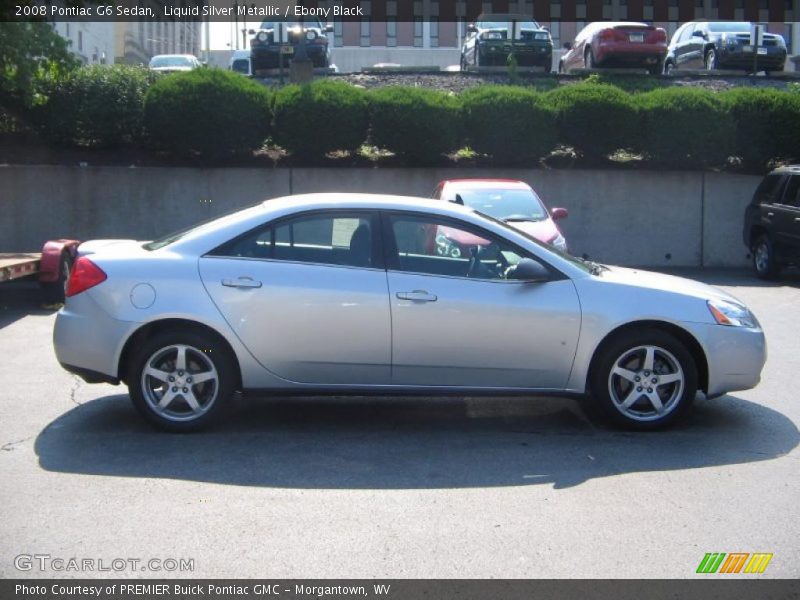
707 22 752 33
260 18 323 30
478 20 540 30
453 189 548 221
149 56 193 68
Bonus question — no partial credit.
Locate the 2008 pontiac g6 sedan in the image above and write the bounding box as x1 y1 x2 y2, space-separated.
54 194 766 431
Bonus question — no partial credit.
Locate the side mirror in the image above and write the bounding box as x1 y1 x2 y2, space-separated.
325 24 334 33
551 207 568 220
454 193 464 206
248 29 255 35
467 24 477 34
692 30 705 38
563 41 572 50
507 258 550 282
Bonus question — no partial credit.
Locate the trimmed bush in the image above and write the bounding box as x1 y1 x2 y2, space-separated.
144 68 271 156
368 86 461 164
37 65 155 146
722 88 800 169
545 82 640 159
273 80 368 159
460 85 557 165
636 87 734 168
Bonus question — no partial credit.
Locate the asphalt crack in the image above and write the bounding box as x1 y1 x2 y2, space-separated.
2 438 30 452
69 373 83 406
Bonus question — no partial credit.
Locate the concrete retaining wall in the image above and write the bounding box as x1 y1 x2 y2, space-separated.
0 165 761 268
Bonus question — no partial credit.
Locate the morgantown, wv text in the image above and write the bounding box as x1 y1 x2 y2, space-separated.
16 583 392 598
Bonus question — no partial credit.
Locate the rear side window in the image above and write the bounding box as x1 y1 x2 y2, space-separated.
752 174 786 206
781 176 800 207
211 213 376 269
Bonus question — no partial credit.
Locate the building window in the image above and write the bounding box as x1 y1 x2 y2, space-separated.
414 17 423 47
334 20 343 46
360 19 370 46
431 18 439 47
387 19 397 47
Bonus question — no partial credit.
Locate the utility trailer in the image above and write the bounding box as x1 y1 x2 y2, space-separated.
0 239 80 303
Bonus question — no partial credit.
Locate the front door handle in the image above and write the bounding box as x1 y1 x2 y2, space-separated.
396 290 437 302
222 277 262 289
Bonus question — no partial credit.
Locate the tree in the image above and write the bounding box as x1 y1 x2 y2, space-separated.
0 22 79 114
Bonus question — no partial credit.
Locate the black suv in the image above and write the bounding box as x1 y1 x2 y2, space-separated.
665 21 787 74
250 18 332 75
743 166 800 279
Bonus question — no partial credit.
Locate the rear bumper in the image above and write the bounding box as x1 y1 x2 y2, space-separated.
251 45 329 70
595 43 667 66
478 42 552 66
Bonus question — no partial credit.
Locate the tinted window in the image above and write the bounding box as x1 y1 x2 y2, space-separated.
213 213 375 268
753 174 786 205
707 22 751 33
389 215 527 281
781 176 800 207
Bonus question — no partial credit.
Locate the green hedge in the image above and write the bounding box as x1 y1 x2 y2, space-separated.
461 85 557 165
144 68 272 157
636 87 734 168
369 86 461 164
722 88 800 169
546 82 640 159
273 80 368 159
37 65 156 147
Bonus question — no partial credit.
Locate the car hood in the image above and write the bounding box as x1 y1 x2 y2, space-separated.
505 218 559 244
599 266 743 305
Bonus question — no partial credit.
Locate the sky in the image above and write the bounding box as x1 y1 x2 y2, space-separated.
204 21 254 51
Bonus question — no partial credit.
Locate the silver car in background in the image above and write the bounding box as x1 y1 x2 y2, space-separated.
54 194 766 431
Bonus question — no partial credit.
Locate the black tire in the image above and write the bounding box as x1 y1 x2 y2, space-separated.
752 234 780 280
664 60 675 75
41 252 72 304
585 47 595 69
460 53 467 71
705 48 717 70
558 59 565 74
128 329 237 432
589 328 698 430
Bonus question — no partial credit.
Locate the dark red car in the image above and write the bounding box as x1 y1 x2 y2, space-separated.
431 179 569 254
559 21 668 75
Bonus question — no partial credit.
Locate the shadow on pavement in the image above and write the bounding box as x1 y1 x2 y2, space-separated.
35 393 799 490
0 282 56 329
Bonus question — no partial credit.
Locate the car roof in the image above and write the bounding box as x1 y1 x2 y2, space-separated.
440 179 532 190
260 193 477 214
476 13 541 23
771 165 800 174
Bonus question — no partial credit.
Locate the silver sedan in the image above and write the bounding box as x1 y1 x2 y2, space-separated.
53 194 766 431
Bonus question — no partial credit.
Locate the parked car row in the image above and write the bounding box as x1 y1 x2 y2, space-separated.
458 14 786 75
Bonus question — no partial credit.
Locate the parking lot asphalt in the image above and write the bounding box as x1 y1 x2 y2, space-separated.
0 268 798 579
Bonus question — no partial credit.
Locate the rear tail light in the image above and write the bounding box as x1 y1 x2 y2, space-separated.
649 28 668 43
66 257 107 297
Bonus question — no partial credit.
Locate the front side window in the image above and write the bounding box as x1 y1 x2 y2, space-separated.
753 174 786 205
389 215 527 281
213 213 375 269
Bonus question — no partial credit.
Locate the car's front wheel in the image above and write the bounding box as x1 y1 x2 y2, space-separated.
128 330 236 432
585 47 595 69
752 234 780 280
705 48 717 70
590 329 697 430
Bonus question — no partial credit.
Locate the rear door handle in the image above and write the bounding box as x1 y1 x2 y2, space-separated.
222 277 262 289
396 290 437 302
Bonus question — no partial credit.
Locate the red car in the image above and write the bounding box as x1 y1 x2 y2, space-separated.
431 179 569 254
559 21 667 75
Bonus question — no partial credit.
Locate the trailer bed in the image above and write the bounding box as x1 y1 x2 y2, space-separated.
0 253 42 282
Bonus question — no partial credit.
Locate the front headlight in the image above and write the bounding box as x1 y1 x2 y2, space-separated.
551 233 567 252
535 32 550 40
306 30 317 41
483 31 504 40
707 299 759 328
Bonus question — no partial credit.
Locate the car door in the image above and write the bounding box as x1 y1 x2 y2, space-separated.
199 210 391 385
382 212 581 389
773 175 800 257
683 24 706 68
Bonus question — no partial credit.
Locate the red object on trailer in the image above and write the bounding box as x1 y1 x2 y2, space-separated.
0 239 81 302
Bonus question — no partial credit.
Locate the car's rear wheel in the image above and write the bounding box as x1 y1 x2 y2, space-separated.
41 251 73 304
590 329 697 430
128 330 236 432
585 47 595 69
705 49 717 70
558 59 565 74
460 53 467 71
752 234 780 280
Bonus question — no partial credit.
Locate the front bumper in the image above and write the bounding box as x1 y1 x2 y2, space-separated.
717 46 787 70
693 322 767 398
477 41 552 66
251 45 329 70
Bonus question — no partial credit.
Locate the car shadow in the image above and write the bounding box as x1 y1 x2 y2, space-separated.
0 282 56 329
35 394 798 490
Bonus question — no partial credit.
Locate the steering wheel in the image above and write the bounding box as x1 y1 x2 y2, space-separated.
467 244 507 278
